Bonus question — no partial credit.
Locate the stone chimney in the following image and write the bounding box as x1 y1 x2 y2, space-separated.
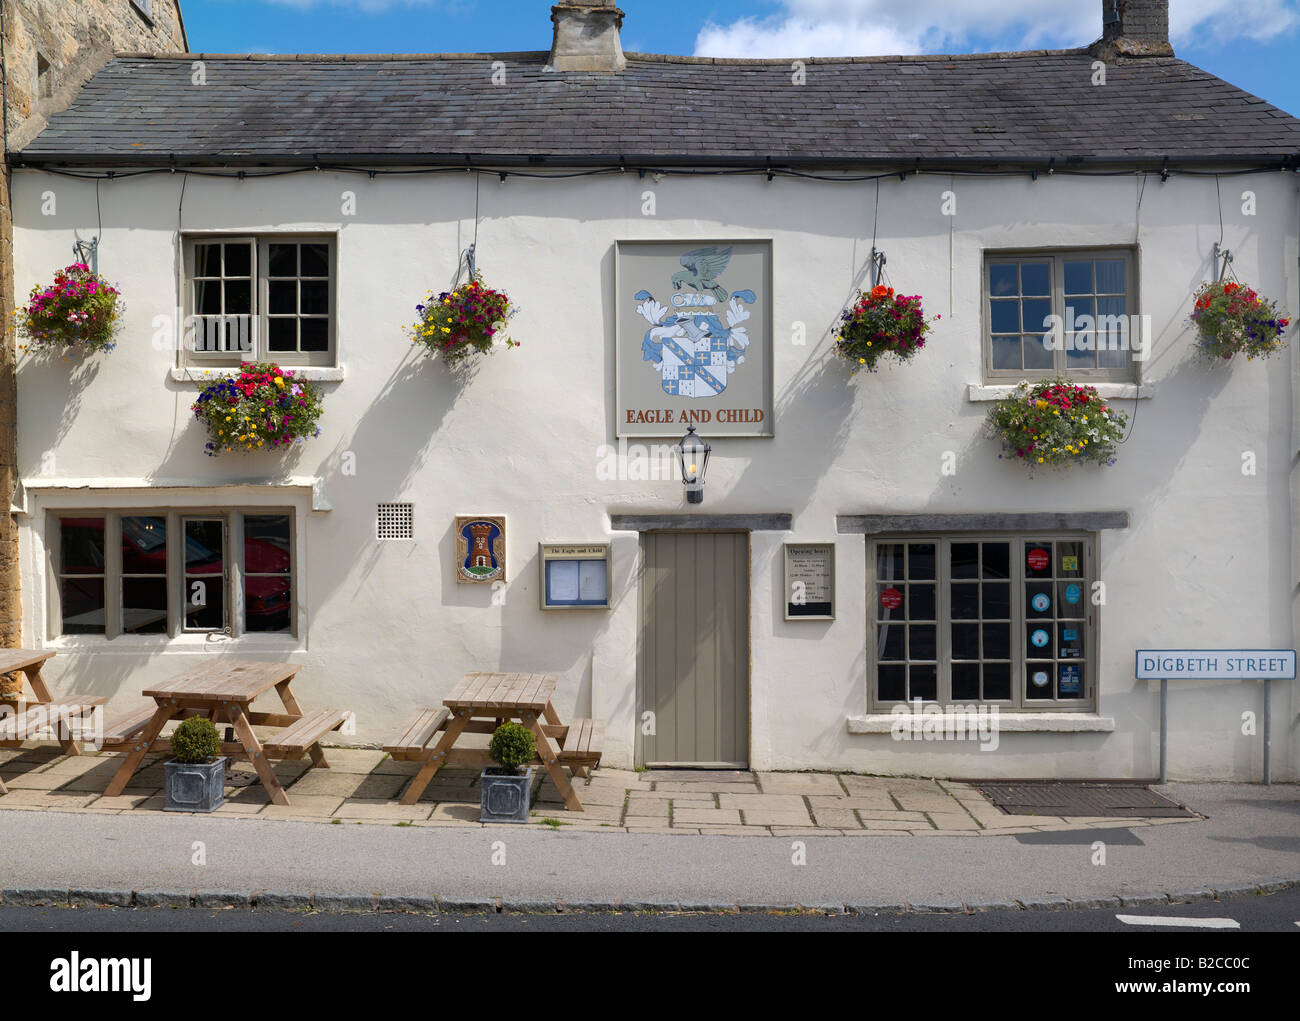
549 0 626 72
1092 0 1174 58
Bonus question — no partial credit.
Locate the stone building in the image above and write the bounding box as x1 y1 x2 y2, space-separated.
0 1 187 681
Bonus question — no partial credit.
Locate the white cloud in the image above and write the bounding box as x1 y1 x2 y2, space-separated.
694 0 1300 59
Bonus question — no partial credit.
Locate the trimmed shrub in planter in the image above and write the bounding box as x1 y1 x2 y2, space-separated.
16 263 123 354
988 377 1128 469
191 361 324 456
1190 280 1289 361
409 273 518 366
165 717 225 814
834 284 938 373
480 721 537 824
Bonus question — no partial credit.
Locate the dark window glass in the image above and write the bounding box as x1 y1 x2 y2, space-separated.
907 584 935 621
223 242 252 277
245 576 291 633
983 622 1011 660
60 518 105 573
267 318 297 351
1020 262 1050 296
952 663 980 701
951 623 979 660
878 625 905 661
951 543 979 580
876 544 905 580
983 662 1012 700
121 517 166 574
988 264 1017 297
122 577 167 634
300 244 329 276
951 584 979 620
268 244 297 276
982 543 1010 579
909 665 937 701
907 544 936 580
908 626 936 662
301 281 329 315
60 578 104 635
877 665 906 702
269 280 296 314
300 319 329 351
983 583 1011 619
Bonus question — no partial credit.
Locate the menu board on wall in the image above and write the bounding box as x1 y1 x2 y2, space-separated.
539 543 611 610
784 543 835 620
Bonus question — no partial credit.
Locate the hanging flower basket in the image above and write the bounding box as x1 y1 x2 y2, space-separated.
408 272 518 366
15 262 123 354
1190 280 1289 361
988 377 1127 469
834 284 938 373
191 362 324 457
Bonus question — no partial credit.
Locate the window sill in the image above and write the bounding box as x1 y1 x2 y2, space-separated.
968 383 1151 402
846 712 1115 734
171 366 344 384
42 633 306 655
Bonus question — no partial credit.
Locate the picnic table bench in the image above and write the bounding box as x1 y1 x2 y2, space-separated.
0 650 105 795
385 671 604 810
103 660 349 806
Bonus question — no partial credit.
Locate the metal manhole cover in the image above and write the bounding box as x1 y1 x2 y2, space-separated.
223 768 261 788
973 782 1195 818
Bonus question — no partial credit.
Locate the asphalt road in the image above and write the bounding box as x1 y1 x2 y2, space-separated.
1 886 1297 931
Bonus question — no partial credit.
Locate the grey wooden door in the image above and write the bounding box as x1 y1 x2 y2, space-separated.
638 531 750 767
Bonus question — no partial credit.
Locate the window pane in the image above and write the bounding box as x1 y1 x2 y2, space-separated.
224 242 252 277
982 543 1010 579
184 520 223 575
877 665 906 702
121 516 166 574
983 622 1011 660
908 626 936 661
1094 259 1125 294
1058 663 1084 699
1026 581 1053 617
951 622 979 660
245 576 291 633
194 244 222 277
1021 298 1051 338
1020 262 1050 296
1025 543 1052 577
877 625 904 661
122 577 167 634
907 543 935 580
951 584 978 620
951 543 979 579
988 263 1017 297
907 584 935 621
991 335 1021 370
60 517 105 573
60 578 105 634
245 515 291 573
990 299 1019 334
983 663 1012 700
876 544 904 580
301 280 329 315
909 664 937 701
300 243 329 277
300 318 329 352
1023 335 1053 369
952 663 980 701
1026 665 1053 698
184 578 225 630
196 278 221 315
268 318 297 352
1027 624 1054 658
982 582 1011 619
1057 622 1084 659
269 280 297 315
224 279 252 314
1058 580 1086 617
1064 261 1093 295
1057 542 1083 577
268 243 297 276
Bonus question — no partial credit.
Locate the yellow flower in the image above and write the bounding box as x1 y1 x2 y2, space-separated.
866 341 872 347
1052 410 1060 416
1037 457 1044 463
274 377 285 388
1035 400 1047 409
858 358 865 364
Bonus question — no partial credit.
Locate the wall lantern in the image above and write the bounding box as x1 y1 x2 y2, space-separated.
674 424 711 504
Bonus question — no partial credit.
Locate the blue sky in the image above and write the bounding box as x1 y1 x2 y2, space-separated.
183 0 1300 116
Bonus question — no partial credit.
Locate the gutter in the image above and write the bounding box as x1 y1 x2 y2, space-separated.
8 152 1300 173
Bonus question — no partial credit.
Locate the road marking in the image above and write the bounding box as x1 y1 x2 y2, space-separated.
1116 915 1239 929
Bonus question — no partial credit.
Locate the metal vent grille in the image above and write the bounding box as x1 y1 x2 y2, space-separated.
974 782 1195 818
376 502 414 540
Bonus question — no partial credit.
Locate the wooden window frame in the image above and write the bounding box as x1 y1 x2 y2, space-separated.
983 248 1138 383
867 532 1098 712
181 233 337 368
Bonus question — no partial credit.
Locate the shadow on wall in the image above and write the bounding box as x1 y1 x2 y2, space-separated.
15 350 103 472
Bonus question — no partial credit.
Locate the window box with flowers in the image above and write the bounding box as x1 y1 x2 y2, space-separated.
191 362 324 456
834 284 937 373
408 273 518 366
15 263 123 355
988 377 1128 470
1190 280 1289 361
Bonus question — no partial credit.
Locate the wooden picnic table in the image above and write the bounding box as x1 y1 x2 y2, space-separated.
103 660 349 806
392 671 601 811
0 650 106 795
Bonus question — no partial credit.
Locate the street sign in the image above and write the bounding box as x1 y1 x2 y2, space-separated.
1135 649 1295 680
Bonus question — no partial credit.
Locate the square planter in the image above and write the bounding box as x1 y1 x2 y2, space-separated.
479 766 535 824
164 757 227 813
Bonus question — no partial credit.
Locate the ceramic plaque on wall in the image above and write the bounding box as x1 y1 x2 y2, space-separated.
456 515 506 584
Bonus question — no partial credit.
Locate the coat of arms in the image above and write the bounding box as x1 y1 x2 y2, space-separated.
635 246 756 399
456 515 505 584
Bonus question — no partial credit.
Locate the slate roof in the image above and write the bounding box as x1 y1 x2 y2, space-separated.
15 49 1300 167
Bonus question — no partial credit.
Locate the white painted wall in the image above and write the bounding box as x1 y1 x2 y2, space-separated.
11 166 1299 780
